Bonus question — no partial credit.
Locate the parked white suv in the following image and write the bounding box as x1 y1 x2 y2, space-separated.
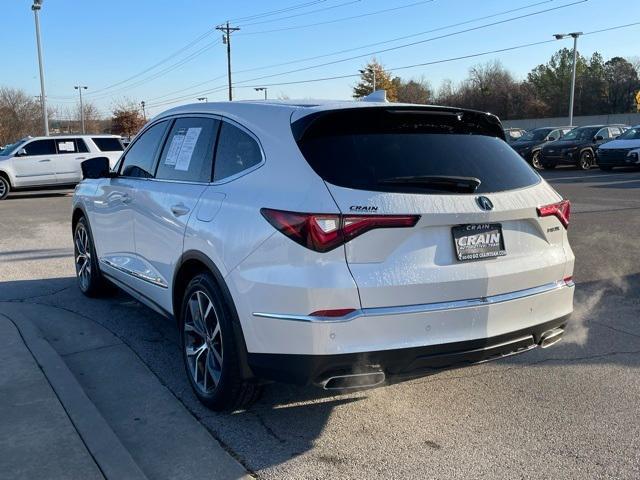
72 101 575 411
0 135 123 199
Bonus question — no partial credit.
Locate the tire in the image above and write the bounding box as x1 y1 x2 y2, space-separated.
0 175 10 200
599 165 613 171
578 150 594 170
73 216 109 296
543 163 557 170
180 272 261 411
531 150 543 170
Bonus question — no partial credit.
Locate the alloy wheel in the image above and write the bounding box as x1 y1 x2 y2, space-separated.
184 290 223 394
532 151 542 170
0 178 8 199
74 224 92 291
580 151 593 170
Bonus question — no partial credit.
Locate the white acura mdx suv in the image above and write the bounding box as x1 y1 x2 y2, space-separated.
72 100 575 411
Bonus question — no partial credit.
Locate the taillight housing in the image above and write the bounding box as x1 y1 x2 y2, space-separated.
537 200 570 229
261 208 420 252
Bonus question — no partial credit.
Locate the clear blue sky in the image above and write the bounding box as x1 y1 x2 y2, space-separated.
1 0 639 117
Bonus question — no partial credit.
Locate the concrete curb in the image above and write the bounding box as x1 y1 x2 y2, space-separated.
1 312 148 480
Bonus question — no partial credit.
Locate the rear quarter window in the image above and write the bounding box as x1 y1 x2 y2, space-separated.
293 108 540 194
92 137 124 152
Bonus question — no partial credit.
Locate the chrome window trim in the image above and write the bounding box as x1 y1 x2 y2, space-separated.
253 280 574 323
99 258 168 289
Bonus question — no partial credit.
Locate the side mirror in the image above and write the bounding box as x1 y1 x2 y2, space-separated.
16 148 27 157
547 136 557 141
81 157 113 180
594 135 604 141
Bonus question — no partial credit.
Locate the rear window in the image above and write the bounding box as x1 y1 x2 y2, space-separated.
293 108 540 194
92 137 124 152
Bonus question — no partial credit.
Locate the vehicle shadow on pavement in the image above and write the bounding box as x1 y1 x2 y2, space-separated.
0 272 638 473
6 191 72 200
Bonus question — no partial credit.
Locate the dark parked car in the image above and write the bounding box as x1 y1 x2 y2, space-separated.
539 125 627 170
596 125 640 170
510 126 573 169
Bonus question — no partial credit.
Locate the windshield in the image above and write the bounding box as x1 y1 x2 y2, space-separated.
561 127 600 141
294 108 540 195
0 139 26 156
519 128 552 142
617 127 640 140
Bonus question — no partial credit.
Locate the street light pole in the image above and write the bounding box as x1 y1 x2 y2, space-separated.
74 85 88 134
140 101 146 121
254 87 267 100
554 32 583 126
31 0 49 136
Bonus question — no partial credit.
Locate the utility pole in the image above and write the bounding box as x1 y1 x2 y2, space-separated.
74 85 88 134
216 22 240 101
31 0 49 136
554 32 583 126
254 87 268 100
140 101 146 121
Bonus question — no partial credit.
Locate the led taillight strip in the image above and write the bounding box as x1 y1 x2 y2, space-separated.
261 208 420 252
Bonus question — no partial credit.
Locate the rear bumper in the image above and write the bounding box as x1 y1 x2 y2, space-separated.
245 281 574 382
247 315 569 385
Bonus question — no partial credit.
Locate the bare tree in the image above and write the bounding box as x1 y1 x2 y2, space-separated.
75 101 102 134
0 87 42 145
111 98 146 138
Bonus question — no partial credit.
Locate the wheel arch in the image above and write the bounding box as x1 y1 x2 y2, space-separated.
0 169 12 188
173 251 254 379
71 206 87 233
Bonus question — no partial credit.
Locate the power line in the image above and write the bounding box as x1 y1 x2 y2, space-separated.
239 0 362 27
229 0 329 23
86 40 221 101
238 0 435 35
229 0 588 87
145 19 640 109
142 0 560 103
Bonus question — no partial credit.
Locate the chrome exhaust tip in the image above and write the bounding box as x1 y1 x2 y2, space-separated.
540 328 564 348
321 372 386 391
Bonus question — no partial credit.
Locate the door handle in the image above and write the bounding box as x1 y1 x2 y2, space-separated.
171 203 191 217
39 159 51 162
121 194 132 204
76 156 87 160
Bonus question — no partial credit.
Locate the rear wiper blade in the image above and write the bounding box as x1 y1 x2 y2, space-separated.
378 175 481 193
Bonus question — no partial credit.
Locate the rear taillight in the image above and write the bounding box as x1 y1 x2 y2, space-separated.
261 208 420 252
537 200 570 229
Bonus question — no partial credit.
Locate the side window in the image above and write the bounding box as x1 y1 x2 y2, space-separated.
76 138 90 153
22 139 56 156
609 127 621 137
55 139 78 154
597 128 609 139
155 117 219 182
120 121 169 178
93 137 124 152
547 130 559 141
213 122 262 182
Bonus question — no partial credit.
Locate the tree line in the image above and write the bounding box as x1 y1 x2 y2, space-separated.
0 89 146 146
354 49 640 120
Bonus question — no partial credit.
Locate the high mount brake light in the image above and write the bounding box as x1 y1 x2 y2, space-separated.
537 200 571 229
261 208 420 253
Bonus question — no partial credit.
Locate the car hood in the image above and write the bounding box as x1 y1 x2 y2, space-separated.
543 139 585 149
597 139 640 150
0 155 11 162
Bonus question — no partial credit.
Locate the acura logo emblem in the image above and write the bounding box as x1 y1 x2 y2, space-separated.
476 196 494 211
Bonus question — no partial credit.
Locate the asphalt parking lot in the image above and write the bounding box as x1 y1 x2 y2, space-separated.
1 168 639 479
